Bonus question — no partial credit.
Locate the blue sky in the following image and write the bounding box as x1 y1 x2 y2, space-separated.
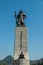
0 0 43 60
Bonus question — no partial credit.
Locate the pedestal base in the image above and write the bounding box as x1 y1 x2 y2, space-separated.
14 59 30 65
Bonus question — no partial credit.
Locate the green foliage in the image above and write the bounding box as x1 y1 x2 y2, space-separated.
32 63 36 65
0 63 2 65
37 62 43 65
37 62 40 65
0 63 6 65
3 64 6 65
40 62 43 65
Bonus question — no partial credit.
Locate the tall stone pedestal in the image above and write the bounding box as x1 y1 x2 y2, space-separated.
14 27 29 60
14 27 30 65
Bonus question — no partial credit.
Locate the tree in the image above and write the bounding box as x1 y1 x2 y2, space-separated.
40 62 43 65
32 63 36 65
0 63 2 65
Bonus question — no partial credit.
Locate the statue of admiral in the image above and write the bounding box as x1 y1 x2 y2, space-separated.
15 10 26 26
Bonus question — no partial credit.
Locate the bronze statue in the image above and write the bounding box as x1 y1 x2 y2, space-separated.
14 10 26 26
